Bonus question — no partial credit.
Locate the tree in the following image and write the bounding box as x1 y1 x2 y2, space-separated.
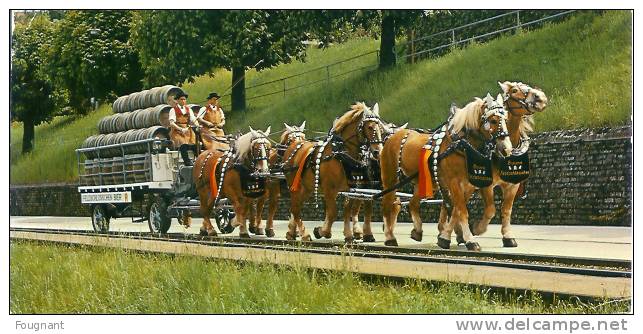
11 14 62 153
46 10 143 114
132 10 313 111
130 10 223 88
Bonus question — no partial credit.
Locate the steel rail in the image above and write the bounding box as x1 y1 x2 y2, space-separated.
10 227 630 276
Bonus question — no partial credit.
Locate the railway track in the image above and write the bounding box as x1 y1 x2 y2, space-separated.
10 227 631 299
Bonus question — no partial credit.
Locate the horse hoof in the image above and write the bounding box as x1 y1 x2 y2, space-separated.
362 234 376 243
410 228 423 242
285 231 296 241
313 226 330 239
254 228 265 236
437 237 451 249
502 238 518 247
239 233 251 239
353 232 363 240
265 229 275 238
384 239 398 247
456 235 465 245
301 235 312 242
199 228 208 236
466 241 481 251
344 237 354 244
248 225 257 234
313 227 322 239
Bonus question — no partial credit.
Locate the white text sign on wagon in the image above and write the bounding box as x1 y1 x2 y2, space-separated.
81 191 132 204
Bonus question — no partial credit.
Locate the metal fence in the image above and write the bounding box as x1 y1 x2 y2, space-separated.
217 50 380 110
399 10 577 62
213 10 577 110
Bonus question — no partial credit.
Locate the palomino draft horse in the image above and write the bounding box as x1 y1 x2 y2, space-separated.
248 121 307 238
380 94 512 250
192 126 272 237
454 82 548 247
282 103 385 242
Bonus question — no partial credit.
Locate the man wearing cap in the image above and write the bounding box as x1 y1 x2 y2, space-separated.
169 92 198 166
197 92 226 136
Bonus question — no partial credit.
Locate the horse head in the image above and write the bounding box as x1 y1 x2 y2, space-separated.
482 93 512 158
281 121 306 146
359 103 385 160
499 81 548 116
247 126 272 176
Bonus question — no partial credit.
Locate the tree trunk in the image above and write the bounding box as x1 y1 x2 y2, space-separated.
379 13 396 69
22 117 35 153
231 66 246 112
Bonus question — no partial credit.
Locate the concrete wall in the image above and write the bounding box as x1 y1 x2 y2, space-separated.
10 126 632 226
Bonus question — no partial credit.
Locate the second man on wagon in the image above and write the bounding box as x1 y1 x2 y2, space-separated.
197 92 227 150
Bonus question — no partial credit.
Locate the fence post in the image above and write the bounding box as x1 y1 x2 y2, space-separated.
516 11 521 30
283 79 286 97
451 29 456 45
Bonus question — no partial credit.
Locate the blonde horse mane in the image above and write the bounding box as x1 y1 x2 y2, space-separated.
279 131 289 145
234 131 254 162
332 102 369 133
449 98 486 134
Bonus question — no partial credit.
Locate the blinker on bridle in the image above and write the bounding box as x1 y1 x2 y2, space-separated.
357 115 384 146
482 103 510 141
504 84 535 116
250 137 270 165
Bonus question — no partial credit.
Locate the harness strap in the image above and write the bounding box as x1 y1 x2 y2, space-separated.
213 150 234 205
209 156 222 199
290 147 315 192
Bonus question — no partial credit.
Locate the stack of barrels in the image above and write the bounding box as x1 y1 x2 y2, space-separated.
80 85 185 186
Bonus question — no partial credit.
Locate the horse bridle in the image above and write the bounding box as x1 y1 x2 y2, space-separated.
357 115 385 146
337 115 384 162
504 84 535 116
250 136 271 167
285 130 306 146
482 103 510 141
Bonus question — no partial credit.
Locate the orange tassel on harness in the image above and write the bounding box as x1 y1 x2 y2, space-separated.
418 148 434 198
209 157 221 199
290 147 314 192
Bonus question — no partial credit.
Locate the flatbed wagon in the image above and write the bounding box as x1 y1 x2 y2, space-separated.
76 137 235 234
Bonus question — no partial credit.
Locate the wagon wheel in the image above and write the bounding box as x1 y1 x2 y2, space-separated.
91 204 110 233
214 208 236 234
148 195 171 234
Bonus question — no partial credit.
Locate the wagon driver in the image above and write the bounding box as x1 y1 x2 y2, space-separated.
169 91 199 166
197 92 226 136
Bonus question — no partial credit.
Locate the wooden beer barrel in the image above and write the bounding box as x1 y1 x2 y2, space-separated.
113 96 126 113
130 154 150 183
83 158 95 186
112 156 126 184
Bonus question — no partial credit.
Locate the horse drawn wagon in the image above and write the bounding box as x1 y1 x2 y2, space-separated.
75 80 547 252
76 86 237 235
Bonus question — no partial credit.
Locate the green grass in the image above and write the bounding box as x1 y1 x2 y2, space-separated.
10 105 112 184
10 240 630 314
9 11 631 184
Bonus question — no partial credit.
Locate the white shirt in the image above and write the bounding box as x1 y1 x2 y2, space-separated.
169 104 197 124
197 104 225 120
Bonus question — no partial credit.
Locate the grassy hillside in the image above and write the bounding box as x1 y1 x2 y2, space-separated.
9 11 631 184
11 241 629 313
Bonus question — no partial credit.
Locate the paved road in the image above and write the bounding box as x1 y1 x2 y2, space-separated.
10 216 631 260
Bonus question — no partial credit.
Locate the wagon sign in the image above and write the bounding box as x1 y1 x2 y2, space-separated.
81 191 132 204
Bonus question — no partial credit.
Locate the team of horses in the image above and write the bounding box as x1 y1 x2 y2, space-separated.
191 81 548 251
